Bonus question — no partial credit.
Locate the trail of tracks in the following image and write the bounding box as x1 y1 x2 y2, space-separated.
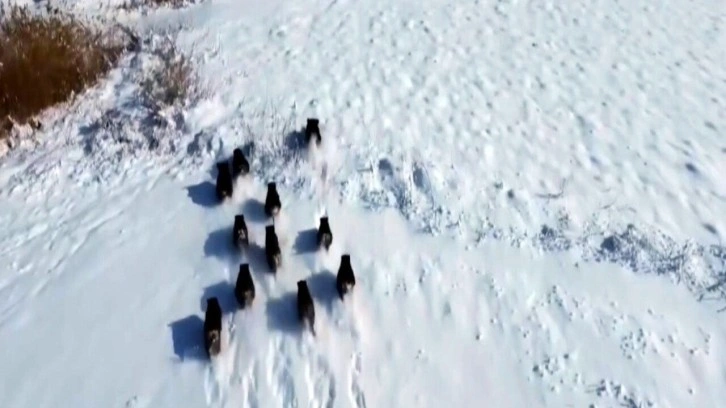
199 134 368 407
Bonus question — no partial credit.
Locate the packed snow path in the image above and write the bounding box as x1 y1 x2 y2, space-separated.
1 0 726 407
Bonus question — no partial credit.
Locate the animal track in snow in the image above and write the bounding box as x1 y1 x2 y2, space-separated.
350 352 367 408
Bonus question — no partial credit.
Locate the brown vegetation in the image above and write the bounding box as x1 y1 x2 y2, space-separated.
0 3 126 140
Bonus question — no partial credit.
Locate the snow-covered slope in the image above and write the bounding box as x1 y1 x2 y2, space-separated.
1 0 725 407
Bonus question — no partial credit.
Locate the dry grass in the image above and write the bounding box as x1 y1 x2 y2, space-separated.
120 0 194 11
0 3 126 140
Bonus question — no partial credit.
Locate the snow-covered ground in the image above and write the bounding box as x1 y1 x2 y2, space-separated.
1 0 725 407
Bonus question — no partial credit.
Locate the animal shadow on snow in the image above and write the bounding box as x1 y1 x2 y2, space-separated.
205 159 223 180
293 228 319 254
246 242 275 275
266 292 302 335
186 181 217 208
284 129 307 152
168 315 206 362
307 270 339 313
242 198 269 224
240 142 255 159
204 226 236 261
200 281 237 316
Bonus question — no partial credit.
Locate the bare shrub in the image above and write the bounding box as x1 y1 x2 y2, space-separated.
76 30 207 159
0 3 127 139
140 35 205 112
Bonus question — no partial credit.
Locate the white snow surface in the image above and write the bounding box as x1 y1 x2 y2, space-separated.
1 0 726 407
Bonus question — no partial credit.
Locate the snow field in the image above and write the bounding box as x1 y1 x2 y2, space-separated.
4 166 726 407
4 0 724 246
0 0 725 407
